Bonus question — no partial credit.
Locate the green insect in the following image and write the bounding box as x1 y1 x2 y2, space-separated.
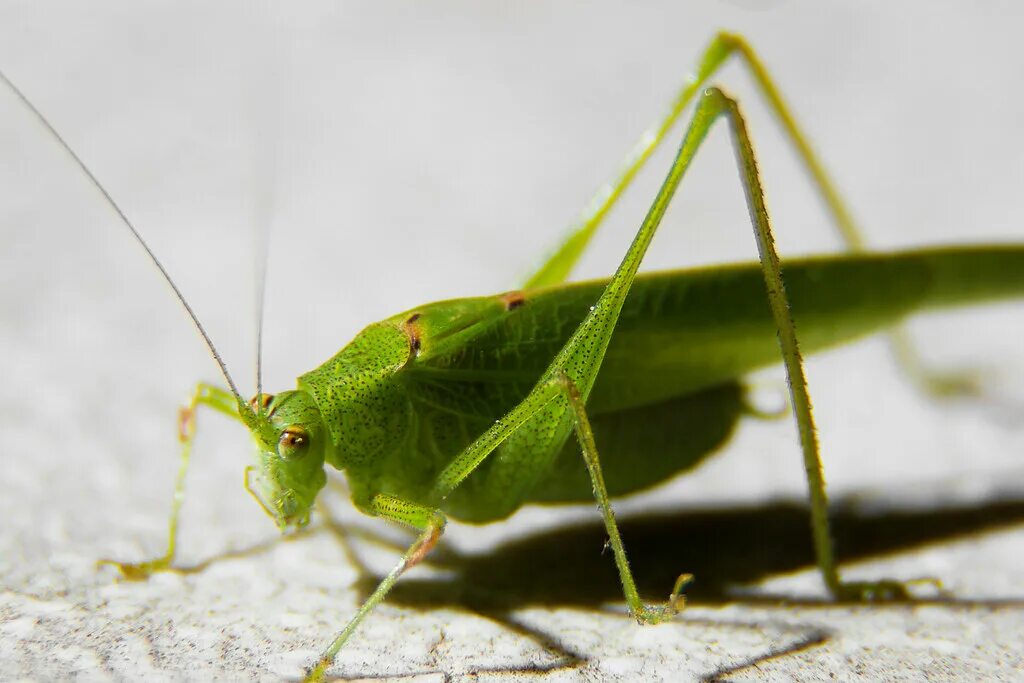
4 32 1022 681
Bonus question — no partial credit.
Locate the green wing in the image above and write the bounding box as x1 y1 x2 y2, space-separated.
367 245 1024 519
404 245 1024 416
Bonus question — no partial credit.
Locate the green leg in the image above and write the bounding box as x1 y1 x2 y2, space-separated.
532 84 906 601
523 30 861 289
434 375 691 624
428 378 688 624
99 382 240 580
715 91 908 599
524 31 967 399
556 371 691 622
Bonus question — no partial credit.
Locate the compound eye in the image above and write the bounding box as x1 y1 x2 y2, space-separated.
278 425 309 460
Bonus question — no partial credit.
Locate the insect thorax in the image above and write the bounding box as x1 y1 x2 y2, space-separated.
296 322 415 502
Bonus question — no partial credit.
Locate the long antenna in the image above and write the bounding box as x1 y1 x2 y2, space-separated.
249 74 280 411
254 223 269 406
0 69 245 404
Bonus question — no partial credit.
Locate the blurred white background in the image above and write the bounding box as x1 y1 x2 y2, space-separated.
1 2 1022 680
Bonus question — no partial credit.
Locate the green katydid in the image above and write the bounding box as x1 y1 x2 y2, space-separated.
4 31 1023 681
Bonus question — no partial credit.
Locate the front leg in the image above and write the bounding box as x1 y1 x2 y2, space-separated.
98 382 240 580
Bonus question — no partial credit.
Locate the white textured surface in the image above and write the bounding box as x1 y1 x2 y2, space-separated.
2 2 1023 681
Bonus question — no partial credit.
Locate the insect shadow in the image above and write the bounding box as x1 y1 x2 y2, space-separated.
380 494 1024 608
318 479 1024 679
